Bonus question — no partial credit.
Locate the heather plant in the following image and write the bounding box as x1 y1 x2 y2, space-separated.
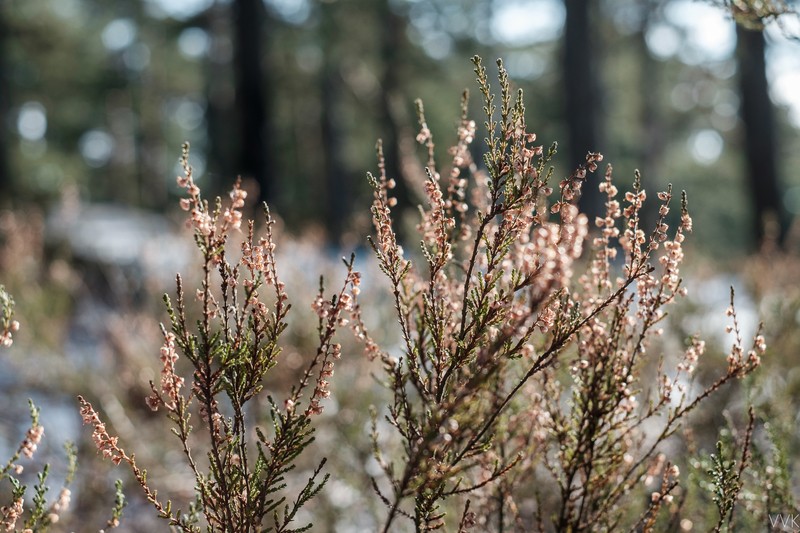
78 144 363 532
0 54 781 532
361 56 767 531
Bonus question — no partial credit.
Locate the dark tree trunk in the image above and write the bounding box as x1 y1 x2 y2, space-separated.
233 0 272 204
736 24 786 247
377 0 412 215
319 1 349 244
320 69 348 243
206 5 237 198
0 8 10 203
637 0 665 232
563 0 603 220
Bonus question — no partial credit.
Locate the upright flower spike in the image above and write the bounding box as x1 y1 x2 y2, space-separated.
147 328 185 411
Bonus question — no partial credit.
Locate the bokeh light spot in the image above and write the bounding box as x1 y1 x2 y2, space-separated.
688 129 724 166
178 27 210 59
79 129 115 168
101 18 137 51
491 0 565 46
17 102 47 141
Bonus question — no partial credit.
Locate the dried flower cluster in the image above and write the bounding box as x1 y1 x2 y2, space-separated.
79 143 361 532
361 56 767 531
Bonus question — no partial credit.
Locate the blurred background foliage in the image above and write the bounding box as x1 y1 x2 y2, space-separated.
0 0 798 253
1 0 800 531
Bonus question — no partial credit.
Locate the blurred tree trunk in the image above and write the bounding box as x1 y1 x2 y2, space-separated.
320 71 348 243
233 0 273 204
319 1 349 244
0 8 10 203
736 24 787 247
206 5 237 198
637 1 665 231
377 0 412 216
563 0 603 220
637 4 663 181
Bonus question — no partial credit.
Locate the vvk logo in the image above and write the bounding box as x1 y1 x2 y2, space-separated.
770 513 800 531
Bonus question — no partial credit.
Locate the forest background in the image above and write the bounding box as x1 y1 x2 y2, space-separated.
1 0 800 531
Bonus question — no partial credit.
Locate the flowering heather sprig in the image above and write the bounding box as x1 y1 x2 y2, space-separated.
21 424 44 460
79 397 127 466
78 396 183 529
446 94 475 216
224 182 247 231
1 401 42 480
724 287 766 371
344 270 385 362
146 328 185 411
176 144 212 236
299 258 360 417
176 143 247 238
368 141 406 272
414 95 475 244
